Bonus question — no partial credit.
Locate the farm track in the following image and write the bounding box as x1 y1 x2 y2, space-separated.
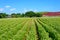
26 19 38 40
37 19 60 40
0 18 60 40
12 19 32 40
23 19 32 40
37 19 53 40
34 20 40 40
35 19 51 40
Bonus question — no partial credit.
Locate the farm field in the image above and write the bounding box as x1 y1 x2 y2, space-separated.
0 17 60 40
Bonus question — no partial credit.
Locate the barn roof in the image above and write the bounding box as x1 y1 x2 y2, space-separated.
43 12 60 16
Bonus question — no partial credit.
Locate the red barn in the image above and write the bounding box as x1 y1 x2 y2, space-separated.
43 12 60 16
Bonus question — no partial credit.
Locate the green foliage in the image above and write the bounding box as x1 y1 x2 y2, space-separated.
11 13 21 18
38 18 60 40
35 12 43 17
24 11 43 17
0 13 8 18
35 19 51 40
21 13 25 17
25 11 35 17
0 17 60 40
0 11 43 18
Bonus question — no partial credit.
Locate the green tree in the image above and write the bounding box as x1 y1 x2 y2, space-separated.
0 13 8 18
21 13 25 17
25 11 35 17
11 13 16 18
11 13 21 18
16 13 21 17
35 12 43 17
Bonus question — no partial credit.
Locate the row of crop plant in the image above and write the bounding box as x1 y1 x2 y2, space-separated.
39 17 60 34
0 18 29 40
0 18 60 40
36 18 60 40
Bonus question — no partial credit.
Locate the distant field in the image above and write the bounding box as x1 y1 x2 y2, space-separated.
0 17 60 40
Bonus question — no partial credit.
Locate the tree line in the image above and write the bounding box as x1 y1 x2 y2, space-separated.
0 11 43 18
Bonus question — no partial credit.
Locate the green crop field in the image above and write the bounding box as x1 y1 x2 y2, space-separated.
0 17 60 40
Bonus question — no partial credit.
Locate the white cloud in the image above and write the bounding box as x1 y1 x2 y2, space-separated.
0 8 4 11
5 5 11 8
10 8 16 11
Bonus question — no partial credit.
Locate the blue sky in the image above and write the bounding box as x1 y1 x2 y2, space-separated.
0 0 60 14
